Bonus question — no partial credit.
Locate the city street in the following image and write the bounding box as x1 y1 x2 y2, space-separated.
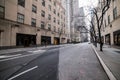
0 43 109 80
0 0 119 80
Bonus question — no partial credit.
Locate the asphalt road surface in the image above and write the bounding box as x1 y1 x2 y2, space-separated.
0 43 109 80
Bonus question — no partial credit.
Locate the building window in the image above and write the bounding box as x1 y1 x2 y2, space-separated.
41 10 45 17
58 20 60 25
0 6 4 18
108 15 110 24
31 18 36 27
48 5 51 11
53 9 56 14
54 1 56 6
17 13 24 23
57 13 59 17
54 26 56 32
48 14 51 20
41 21 45 29
42 0 45 7
32 5 37 13
18 0 25 7
48 24 51 30
113 7 117 20
53 17 56 23
61 15 62 19
58 28 60 32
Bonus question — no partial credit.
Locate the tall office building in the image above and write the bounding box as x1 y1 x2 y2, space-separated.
69 0 81 42
78 7 88 42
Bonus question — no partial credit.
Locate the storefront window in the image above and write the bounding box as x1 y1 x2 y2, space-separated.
105 34 110 45
118 35 120 45
114 35 117 44
113 30 120 46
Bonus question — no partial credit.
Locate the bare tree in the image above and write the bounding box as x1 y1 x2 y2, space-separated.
89 20 97 47
91 0 111 51
79 18 97 46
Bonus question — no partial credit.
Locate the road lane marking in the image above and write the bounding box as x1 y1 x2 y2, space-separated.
8 66 38 80
0 54 21 59
28 50 46 53
0 50 46 62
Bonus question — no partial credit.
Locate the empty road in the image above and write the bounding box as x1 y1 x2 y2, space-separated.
0 43 109 80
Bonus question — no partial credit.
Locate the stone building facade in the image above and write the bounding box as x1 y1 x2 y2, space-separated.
0 0 67 48
69 0 81 42
100 0 120 46
93 0 120 46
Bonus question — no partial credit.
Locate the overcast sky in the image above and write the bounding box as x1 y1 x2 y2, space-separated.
78 0 98 41
79 0 98 8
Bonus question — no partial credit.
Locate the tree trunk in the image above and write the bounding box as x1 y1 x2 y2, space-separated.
98 28 103 51
100 43 103 51
94 37 97 47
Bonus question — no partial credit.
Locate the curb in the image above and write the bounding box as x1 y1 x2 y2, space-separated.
92 45 116 80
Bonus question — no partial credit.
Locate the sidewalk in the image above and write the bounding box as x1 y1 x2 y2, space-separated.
0 44 71 55
92 44 120 80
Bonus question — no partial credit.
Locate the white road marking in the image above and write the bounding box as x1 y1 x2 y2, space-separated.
0 54 21 59
0 50 46 62
0 50 23 54
8 66 38 80
28 50 46 53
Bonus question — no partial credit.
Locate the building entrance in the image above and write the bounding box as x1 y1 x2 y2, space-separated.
16 33 36 47
41 36 51 45
54 37 60 45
